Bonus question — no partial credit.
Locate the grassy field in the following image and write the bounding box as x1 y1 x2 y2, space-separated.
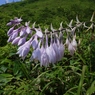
0 0 95 95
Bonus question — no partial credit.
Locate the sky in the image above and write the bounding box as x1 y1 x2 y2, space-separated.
0 0 21 5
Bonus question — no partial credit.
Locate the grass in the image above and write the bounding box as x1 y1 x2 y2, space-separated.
0 0 95 94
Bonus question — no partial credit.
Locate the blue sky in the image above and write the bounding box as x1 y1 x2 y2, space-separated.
0 0 21 5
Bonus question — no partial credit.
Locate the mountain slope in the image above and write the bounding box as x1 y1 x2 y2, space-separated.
0 0 95 46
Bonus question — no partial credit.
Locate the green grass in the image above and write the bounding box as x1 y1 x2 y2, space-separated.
0 0 95 95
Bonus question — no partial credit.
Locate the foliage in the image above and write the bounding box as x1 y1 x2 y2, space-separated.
0 0 95 95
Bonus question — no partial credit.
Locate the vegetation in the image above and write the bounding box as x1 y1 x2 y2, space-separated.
0 0 95 95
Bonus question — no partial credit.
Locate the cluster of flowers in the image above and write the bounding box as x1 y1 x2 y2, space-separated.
7 14 94 67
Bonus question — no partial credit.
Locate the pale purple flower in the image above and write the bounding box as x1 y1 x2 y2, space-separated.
31 35 38 50
52 36 60 62
35 27 43 38
17 41 31 60
30 40 41 61
25 22 31 34
48 33 57 64
7 29 19 42
65 37 69 46
20 27 27 37
7 26 15 36
45 34 53 63
7 17 22 26
40 47 49 67
56 36 65 61
18 36 27 46
59 31 63 43
12 36 20 45
71 34 77 50
68 42 75 56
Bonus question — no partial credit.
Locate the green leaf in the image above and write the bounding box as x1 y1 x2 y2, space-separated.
0 74 14 86
77 65 87 95
86 81 95 95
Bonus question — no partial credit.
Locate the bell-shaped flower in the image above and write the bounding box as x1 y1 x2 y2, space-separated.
20 26 27 37
7 17 22 26
25 22 31 34
45 34 53 63
65 37 69 46
52 36 60 62
68 42 75 56
30 40 41 61
17 41 31 60
7 29 19 42
12 36 20 45
40 47 49 67
7 26 15 36
71 34 77 50
31 35 38 50
59 31 63 43
56 37 65 61
18 36 27 46
48 33 57 64
35 27 43 38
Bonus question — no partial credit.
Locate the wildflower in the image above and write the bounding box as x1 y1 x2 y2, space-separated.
45 33 56 64
7 17 22 26
65 37 69 46
68 42 75 56
12 36 20 45
17 41 31 60
18 36 27 46
20 26 27 37
25 22 31 34
30 40 41 61
56 34 65 61
40 47 49 67
31 35 38 50
7 26 15 36
71 34 77 50
38 37 49 67
35 27 43 38
7 29 19 42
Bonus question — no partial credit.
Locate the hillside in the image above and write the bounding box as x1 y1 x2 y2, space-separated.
0 0 95 95
0 0 95 46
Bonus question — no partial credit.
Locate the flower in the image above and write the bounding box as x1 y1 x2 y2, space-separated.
12 36 20 45
18 36 27 46
7 26 15 36
30 40 41 61
31 35 38 50
52 34 60 62
39 38 49 67
45 34 56 64
25 22 31 34
35 27 43 38
7 17 22 26
48 33 57 64
17 41 31 60
40 47 49 67
20 26 27 37
71 34 77 50
7 29 19 42
56 34 65 61
68 42 75 56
